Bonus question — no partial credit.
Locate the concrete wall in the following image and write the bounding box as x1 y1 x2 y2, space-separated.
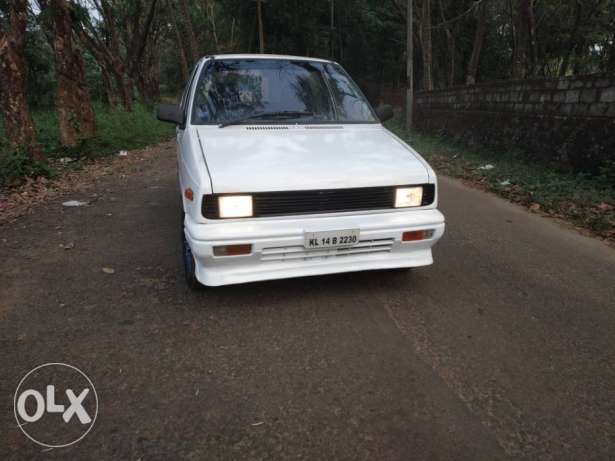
410 75 615 173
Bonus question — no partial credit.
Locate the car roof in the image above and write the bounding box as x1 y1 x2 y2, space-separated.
208 53 334 64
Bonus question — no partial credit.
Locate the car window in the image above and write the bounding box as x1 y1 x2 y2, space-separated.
323 63 376 122
191 59 377 124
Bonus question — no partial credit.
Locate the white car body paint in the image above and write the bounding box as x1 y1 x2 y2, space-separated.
196 124 429 193
174 55 445 286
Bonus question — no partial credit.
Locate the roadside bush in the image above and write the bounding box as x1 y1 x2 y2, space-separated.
597 159 615 189
82 103 175 158
0 103 174 187
0 148 53 187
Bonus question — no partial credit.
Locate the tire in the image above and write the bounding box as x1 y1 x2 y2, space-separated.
181 212 202 290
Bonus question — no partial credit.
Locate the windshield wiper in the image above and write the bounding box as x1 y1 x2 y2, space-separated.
218 111 314 128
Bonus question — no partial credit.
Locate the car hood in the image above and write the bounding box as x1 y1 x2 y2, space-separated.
196 125 429 193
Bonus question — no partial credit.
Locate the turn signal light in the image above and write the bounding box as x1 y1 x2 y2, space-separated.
213 244 252 257
402 230 434 242
184 188 194 201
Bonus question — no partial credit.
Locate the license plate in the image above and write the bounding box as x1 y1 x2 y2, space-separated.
304 229 360 249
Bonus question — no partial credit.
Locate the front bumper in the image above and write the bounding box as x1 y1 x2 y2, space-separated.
184 209 445 286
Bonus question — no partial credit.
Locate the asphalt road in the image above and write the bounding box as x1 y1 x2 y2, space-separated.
1 142 615 460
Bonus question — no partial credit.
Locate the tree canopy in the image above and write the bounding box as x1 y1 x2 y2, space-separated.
0 0 614 162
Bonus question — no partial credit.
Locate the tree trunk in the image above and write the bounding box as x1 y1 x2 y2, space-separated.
135 30 162 105
512 0 531 79
0 0 43 160
466 1 488 85
178 0 199 64
202 0 219 52
101 66 120 107
528 0 537 75
126 0 159 82
444 29 455 87
169 0 189 80
420 0 433 91
72 0 133 111
143 57 161 103
438 0 455 87
174 25 190 81
100 0 132 108
405 0 413 130
114 71 133 111
559 0 581 77
230 17 236 50
40 0 96 148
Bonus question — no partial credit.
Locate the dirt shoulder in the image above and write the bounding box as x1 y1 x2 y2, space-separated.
0 141 175 225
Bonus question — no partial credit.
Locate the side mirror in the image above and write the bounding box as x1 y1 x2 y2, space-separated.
376 104 394 122
157 104 185 126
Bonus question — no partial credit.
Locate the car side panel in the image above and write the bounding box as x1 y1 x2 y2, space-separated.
178 127 212 219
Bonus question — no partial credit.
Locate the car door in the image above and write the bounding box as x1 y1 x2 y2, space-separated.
177 62 201 194
177 61 210 216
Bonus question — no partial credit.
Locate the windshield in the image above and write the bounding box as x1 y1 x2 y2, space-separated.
191 59 377 125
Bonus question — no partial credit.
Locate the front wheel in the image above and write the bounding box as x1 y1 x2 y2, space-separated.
181 212 202 290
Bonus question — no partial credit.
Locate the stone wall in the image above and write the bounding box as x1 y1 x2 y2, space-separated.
410 75 615 173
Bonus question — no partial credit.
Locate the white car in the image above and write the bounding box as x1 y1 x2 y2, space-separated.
157 54 445 288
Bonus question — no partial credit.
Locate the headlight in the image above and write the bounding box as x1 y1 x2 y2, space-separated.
218 195 253 218
395 187 423 208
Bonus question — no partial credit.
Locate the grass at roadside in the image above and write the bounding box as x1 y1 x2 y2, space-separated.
386 119 615 242
0 103 174 187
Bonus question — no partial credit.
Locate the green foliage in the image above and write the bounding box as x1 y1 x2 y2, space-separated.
15 0 615 108
80 103 175 158
386 119 615 238
0 104 175 186
597 159 615 188
0 148 53 187
24 13 56 109
83 54 107 103
27 102 174 159
4 0 615 192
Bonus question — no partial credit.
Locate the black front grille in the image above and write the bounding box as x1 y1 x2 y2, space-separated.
202 184 435 219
